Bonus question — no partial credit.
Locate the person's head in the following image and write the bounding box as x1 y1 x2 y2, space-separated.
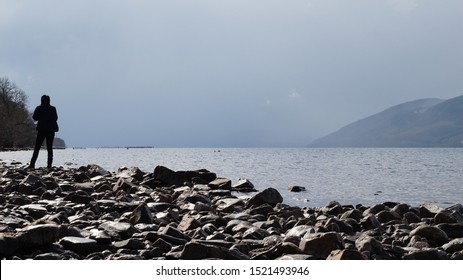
41 95 50 105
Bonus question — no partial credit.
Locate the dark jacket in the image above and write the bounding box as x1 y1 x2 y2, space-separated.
33 104 59 132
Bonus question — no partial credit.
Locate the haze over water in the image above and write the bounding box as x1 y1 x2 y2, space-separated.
2 148 462 208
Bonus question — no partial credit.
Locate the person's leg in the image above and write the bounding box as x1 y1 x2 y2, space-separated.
46 132 55 168
29 131 46 168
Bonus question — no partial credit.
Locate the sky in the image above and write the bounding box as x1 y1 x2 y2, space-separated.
1 0 462 147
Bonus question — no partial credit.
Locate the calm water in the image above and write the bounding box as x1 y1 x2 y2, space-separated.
1 148 462 208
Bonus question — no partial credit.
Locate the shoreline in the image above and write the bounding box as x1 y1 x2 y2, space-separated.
1 162 462 260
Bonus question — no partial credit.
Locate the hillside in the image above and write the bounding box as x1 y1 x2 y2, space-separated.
310 95 463 147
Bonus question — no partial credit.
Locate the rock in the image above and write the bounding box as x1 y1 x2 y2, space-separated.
59 236 101 255
85 164 110 178
0 235 19 257
208 178 231 190
129 203 154 224
99 221 138 240
233 179 257 192
117 166 145 181
340 209 363 222
442 238 463 254
355 234 384 255
284 225 316 245
403 211 422 224
360 214 382 230
376 210 401 224
215 198 244 212
16 224 60 248
19 204 48 219
153 166 216 186
288 186 306 192
327 249 366 260
245 188 283 208
180 241 249 260
409 225 449 246
113 177 137 192
114 238 146 250
404 248 449 260
436 223 463 239
299 232 344 259
276 254 314 260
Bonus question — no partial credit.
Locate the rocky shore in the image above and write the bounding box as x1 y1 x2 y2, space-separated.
1 161 462 260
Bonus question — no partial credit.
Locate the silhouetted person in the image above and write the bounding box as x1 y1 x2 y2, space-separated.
28 95 59 169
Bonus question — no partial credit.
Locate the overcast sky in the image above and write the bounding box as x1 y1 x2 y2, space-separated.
1 0 462 147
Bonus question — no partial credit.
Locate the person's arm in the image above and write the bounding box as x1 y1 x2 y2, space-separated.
32 107 40 121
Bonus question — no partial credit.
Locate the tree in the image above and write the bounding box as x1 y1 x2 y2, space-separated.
0 77 36 149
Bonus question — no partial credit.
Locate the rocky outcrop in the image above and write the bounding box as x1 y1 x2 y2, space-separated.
1 162 462 260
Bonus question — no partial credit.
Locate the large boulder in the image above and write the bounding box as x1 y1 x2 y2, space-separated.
153 166 216 186
245 188 283 208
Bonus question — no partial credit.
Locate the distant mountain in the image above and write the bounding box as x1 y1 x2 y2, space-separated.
310 95 463 147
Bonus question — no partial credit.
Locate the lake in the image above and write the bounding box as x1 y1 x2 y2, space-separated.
1 148 462 208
